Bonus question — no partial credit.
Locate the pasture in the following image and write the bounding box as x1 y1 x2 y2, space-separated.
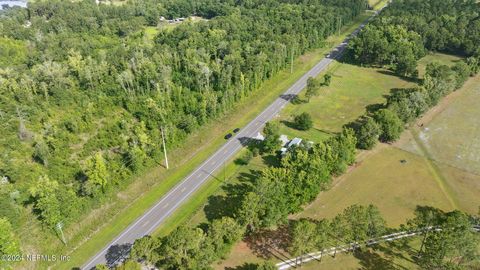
212 53 479 269
398 74 480 214
277 63 414 143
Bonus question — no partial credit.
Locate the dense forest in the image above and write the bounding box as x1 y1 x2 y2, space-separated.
0 0 369 261
346 0 480 76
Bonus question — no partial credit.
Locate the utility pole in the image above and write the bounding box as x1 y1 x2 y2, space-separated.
56 222 67 245
161 126 169 169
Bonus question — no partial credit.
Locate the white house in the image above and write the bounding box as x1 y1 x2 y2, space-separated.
279 135 302 156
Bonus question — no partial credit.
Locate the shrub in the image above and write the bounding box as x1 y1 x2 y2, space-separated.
374 109 404 142
355 117 381 150
293 112 313 131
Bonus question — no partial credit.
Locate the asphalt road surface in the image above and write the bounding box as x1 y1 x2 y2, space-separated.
82 11 382 270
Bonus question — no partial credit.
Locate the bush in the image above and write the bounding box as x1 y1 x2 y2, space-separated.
293 112 313 131
373 109 404 142
355 117 381 150
452 61 471 89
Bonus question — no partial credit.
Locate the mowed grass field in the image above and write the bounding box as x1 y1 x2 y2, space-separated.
297 238 423 270
296 146 456 226
397 74 480 214
212 53 480 269
276 62 414 143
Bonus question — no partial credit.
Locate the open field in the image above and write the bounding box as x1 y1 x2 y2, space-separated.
52 12 374 270
417 52 463 77
276 53 462 144
211 53 479 269
368 0 390 10
397 74 480 214
276 63 414 143
297 238 422 270
296 146 456 226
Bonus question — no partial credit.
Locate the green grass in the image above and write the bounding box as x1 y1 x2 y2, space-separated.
368 0 389 10
52 11 375 270
144 26 159 40
296 146 456 226
398 74 480 214
417 52 463 77
277 63 414 143
210 53 477 269
299 238 423 270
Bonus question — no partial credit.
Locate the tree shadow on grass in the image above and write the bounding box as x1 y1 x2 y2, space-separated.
376 70 419 84
313 127 337 136
354 249 401 270
262 154 280 167
203 170 260 222
373 243 415 265
366 103 385 114
245 225 291 261
225 263 259 270
280 120 298 130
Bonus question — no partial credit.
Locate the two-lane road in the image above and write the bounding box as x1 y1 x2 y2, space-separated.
82 10 383 270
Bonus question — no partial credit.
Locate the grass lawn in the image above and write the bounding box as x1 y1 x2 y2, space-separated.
276 63 414 143
368 0 390 10
298 238 423 270
417 52 463 77
276 52 463 144
296 145 456 226
398 74 480 214
48 11 375 270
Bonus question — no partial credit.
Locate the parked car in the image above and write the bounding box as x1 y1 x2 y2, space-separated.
233 128 240 133
224 133 233 140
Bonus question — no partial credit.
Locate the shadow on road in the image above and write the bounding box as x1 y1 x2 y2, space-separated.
105 243 132 267
279 94 297 102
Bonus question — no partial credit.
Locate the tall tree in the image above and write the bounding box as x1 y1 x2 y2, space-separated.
355 117 381 150
293 112 313 131
130 235 160 264
158 226 210 270
29 175 62 228
373 109 404 142
315 219 331 261
289 219 318 263
83 152 109 196
262 122 281 153
419 210 479 269
208 217 244 257
305 77 320 102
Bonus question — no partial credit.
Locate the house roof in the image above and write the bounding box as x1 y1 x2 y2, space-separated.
254 132 265 141
287 138 302 148
279 135 289 146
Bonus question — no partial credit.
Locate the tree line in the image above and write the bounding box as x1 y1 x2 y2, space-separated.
349 46 479 151
344 0 480 150
0 0 369 247
288 205 480 269
346 0 480 77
